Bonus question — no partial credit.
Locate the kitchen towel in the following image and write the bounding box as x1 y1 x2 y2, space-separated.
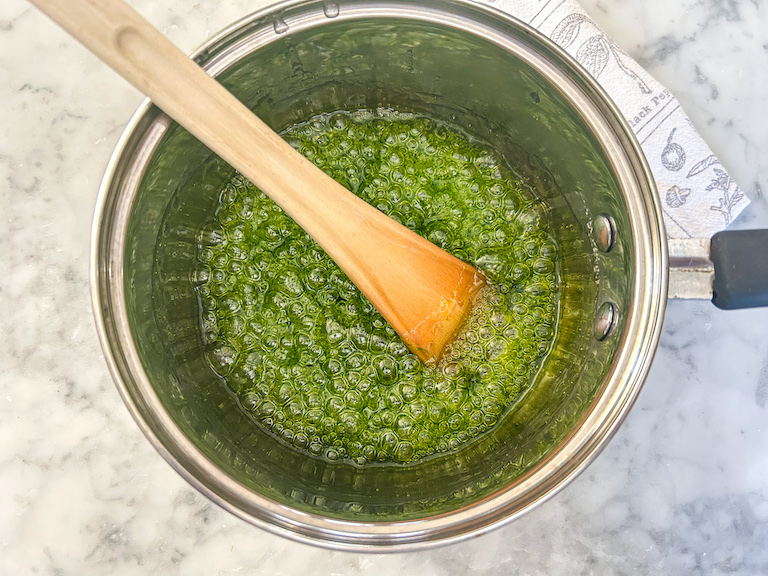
485 0 747 239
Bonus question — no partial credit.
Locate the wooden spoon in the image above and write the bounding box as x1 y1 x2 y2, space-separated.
30 0 485 363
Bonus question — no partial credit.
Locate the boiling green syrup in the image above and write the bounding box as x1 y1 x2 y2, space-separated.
196 110 559 464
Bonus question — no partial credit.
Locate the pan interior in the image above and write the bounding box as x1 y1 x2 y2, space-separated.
119 12 633 521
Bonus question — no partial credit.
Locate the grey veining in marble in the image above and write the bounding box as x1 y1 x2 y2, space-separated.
1 0 767 574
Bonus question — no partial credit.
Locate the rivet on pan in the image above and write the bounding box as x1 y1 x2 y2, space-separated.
594 302 617 341
594 214 616 252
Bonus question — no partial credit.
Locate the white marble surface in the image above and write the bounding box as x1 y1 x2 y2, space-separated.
1 0 767 573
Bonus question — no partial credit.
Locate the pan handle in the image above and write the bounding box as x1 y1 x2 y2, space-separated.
710 229 768 309
667 231 768 309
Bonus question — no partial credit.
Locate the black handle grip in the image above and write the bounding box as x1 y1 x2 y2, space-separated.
711 229 768 310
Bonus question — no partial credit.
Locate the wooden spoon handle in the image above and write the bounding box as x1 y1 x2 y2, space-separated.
31 0 484 362
28 0 390 298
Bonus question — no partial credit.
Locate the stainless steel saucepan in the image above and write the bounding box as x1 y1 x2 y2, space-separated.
90 0 768 551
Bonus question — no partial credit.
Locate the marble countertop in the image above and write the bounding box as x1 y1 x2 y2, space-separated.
2 0 767 573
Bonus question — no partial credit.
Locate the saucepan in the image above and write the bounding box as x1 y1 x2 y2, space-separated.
91 0 767 551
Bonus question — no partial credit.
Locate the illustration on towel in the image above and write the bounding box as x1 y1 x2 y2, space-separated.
666 185 691 208
661 128 686 172
551 13 651 94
